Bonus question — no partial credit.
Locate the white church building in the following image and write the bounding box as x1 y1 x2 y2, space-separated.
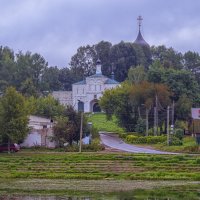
52 59 119 112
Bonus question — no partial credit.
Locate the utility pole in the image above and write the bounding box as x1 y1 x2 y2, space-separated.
156 95 158 135
79 112 83 153
167 106 170 145
154 95 158 136
171 100 175 134
154 106 157 136
146 108 149 136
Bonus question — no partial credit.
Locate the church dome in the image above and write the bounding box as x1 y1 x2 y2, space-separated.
134 16 149 47
134 30 149 46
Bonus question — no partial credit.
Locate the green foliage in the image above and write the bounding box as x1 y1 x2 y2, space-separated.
148 62 200 103
170 136 183 146
100 82 136 131
174 129 184 140
175 94 192 120
128 65 147 84
0 87 29 144
135 118 146 134
126 135 166 144
32 95 65 118
82 138 105 152
53 106 88 146
151 45 183 69
100 80 171 132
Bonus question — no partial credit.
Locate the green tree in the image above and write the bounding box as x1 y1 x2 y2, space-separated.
53 106 87 146
183 51 200 70
0 46 16 90
109 42 137 82
0 87 29 151
175 94 192 121
33 95 65 119
148 62 200 103
151 45 183 69
41 66 62 91
100 82 136 131
128 65 147 84
15 51 48 94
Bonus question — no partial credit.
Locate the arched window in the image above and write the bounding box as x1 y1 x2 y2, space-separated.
78 101 84 112
93 103 101 112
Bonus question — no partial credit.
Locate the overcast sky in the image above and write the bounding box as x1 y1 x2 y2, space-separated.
0 0 200 67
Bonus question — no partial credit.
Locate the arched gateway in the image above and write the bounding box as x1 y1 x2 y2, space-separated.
93 102 101 112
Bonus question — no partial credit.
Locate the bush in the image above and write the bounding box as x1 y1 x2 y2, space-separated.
175 129 184 140
146 136 166 144
170 136 183 146
83 138 104 151
125 135 166 144
91 126 99 138
126 135 139 143
119 132 127 139
135 118 146 135
65 144 79 152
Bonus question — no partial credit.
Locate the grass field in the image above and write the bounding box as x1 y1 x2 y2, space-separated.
0 152 199 196
0 152 199 180
88 113 124 133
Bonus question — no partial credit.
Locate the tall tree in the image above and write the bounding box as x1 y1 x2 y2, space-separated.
53 106 87 146
0 46 16 90
151 45 183 69
0 87 29 150
109 42 137 82
15 51 48 94
128 65 147 84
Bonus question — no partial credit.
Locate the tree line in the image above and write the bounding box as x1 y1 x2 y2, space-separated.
0 40 200 145
1 42 200 97
100 63 200 134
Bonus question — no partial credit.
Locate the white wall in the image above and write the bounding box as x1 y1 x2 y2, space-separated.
21 131 41 147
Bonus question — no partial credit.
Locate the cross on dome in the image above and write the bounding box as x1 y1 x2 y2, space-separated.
137 15 143 30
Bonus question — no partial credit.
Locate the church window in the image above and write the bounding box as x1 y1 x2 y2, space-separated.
83 88 84 94
77 88 78 94
95 85 96 91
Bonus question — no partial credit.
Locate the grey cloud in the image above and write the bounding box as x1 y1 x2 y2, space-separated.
0 0 200 67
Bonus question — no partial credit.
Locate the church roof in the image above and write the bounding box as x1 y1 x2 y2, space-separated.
104 78 119 84
134 30 149 46
73 80 86 85
88 74 107 78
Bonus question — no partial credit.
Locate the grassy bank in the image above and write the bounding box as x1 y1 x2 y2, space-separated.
88 113 124 133
0 152 199 180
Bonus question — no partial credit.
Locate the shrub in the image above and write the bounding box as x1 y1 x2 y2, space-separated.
91 126 99 138
175 129 184 140
125 135 166 144
135 118 146 135
83 139 104 151
119 133 127 139
162 136 183 146
125 135 139 143
65 144 79 152
170 136 183 146
146 135 166 144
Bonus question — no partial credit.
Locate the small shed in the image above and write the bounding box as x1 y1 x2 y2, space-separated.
21 115 56 148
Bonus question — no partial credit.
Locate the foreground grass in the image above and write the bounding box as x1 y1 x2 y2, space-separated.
0 151 199 180
0 179 199 197
88 113 124 133
151 137 200 153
